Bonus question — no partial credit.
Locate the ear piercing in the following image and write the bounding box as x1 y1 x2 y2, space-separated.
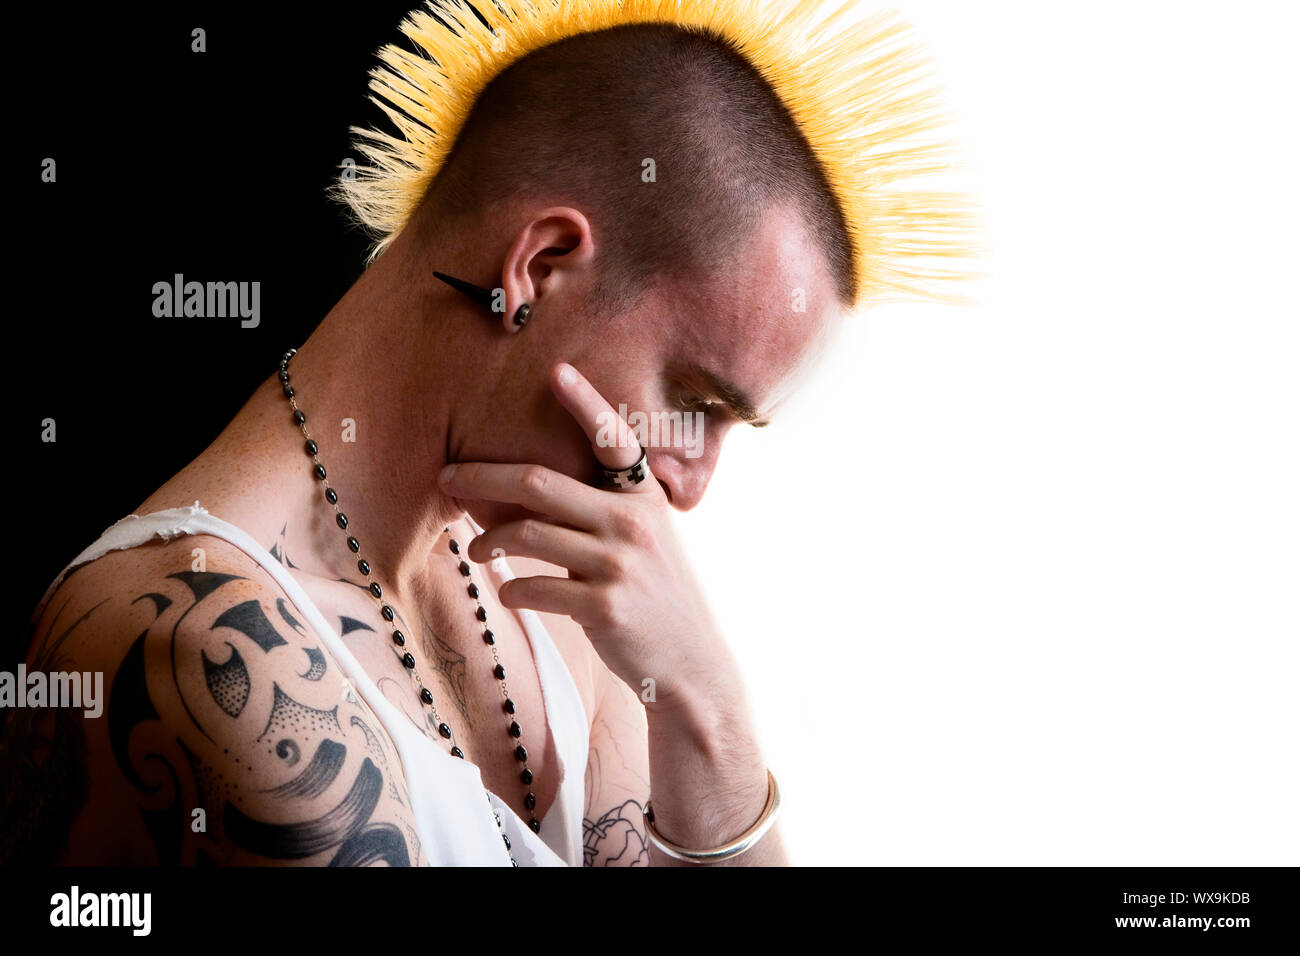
432 270 531 327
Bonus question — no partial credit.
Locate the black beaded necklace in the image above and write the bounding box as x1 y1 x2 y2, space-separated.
277 347 542 848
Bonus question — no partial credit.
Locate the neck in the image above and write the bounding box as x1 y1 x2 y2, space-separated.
281 338 459 599
209 239 492 608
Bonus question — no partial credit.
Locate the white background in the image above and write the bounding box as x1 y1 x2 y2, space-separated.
674 0 1299 865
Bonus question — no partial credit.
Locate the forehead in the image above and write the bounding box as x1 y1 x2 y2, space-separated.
663 203 842 404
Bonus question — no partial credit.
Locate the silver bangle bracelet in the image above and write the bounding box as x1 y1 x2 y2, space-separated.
643 769 781 864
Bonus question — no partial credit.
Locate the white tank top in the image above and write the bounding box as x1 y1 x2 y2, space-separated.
36 502 590 867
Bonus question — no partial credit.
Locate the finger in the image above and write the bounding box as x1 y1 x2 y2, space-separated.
496 574 598 621
551 363 655 492
467 518 613 579
440 461 606 531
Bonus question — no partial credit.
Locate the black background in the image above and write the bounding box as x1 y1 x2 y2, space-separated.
15 2 451 660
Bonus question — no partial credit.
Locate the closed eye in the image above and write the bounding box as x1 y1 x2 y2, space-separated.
674 392 721 415
673 391 768 427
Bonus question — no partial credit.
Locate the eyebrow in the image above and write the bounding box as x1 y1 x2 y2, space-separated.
682 362 771 428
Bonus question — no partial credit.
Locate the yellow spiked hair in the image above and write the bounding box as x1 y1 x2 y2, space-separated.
337 0 976 308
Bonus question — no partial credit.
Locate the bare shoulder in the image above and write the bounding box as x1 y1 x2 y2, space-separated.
3 533 424 866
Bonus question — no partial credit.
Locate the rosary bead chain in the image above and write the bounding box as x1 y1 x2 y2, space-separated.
446 531 540 833
280 347 540 844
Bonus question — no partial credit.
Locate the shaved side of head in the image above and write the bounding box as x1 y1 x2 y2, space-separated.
413 23 855 315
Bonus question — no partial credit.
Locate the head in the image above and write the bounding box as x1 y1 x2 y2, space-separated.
378 23 851 526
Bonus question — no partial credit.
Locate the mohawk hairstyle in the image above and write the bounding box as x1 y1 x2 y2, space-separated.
334 0 976 309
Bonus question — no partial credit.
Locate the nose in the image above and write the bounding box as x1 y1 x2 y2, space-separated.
651 439 723 512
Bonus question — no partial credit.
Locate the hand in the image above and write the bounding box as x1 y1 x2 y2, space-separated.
438 362 733 721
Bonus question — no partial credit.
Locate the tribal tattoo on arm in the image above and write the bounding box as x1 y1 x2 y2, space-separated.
4 552 424 866
0 596 103 864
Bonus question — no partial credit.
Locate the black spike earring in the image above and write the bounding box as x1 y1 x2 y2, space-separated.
433 270 531 328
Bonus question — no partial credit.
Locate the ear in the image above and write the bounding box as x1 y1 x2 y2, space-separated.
498 207 596 333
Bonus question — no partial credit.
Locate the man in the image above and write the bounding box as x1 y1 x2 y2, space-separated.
4 1 969 865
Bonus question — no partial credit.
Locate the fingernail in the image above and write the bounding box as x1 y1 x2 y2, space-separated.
439 463 457 483
557 364 577 386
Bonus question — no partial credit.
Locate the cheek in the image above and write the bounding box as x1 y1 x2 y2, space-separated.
531 397 601 481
